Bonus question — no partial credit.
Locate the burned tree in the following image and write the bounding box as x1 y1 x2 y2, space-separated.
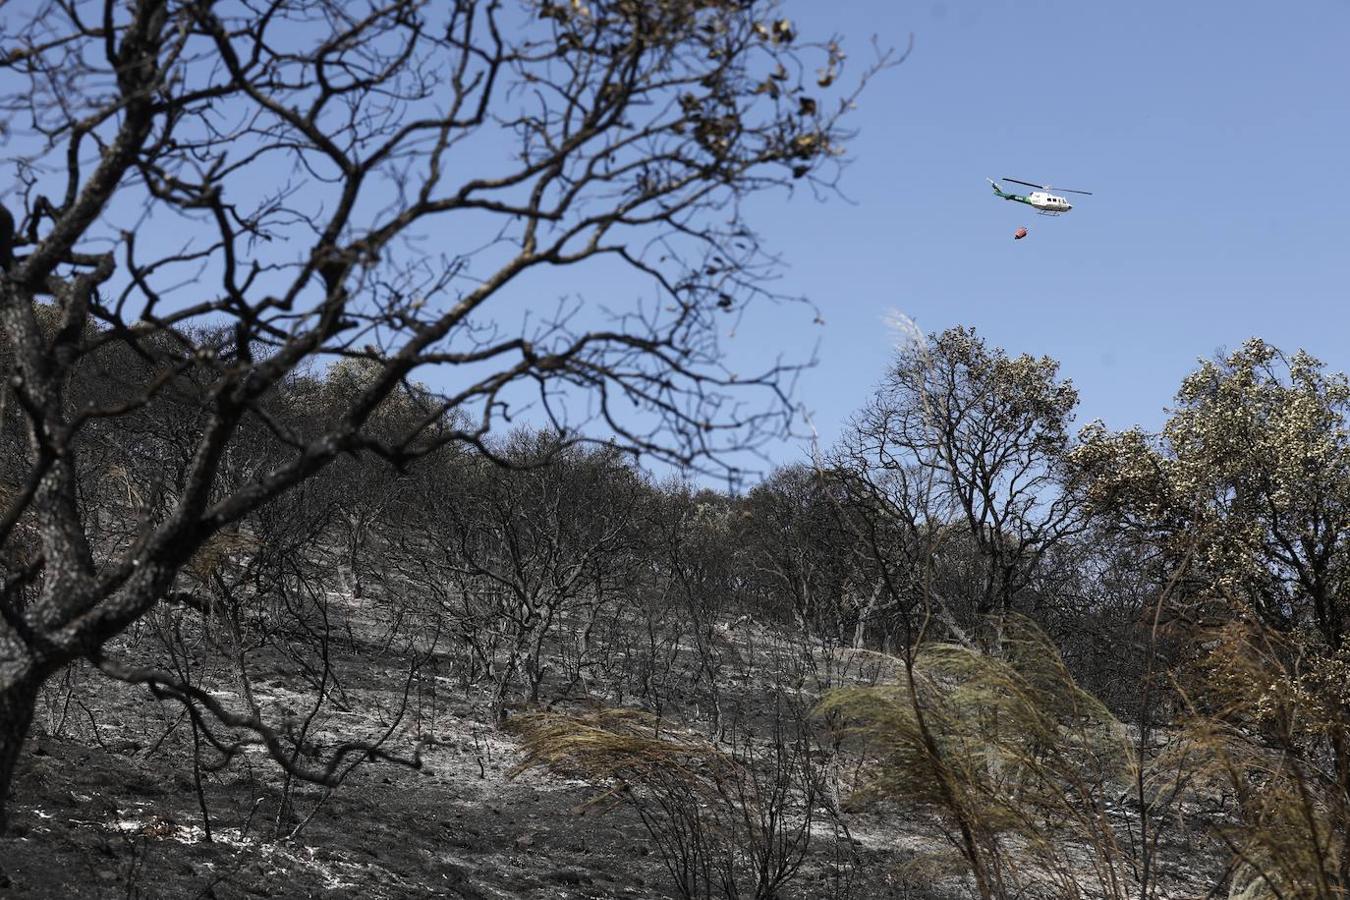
836 324 1085 633
0 0 886 829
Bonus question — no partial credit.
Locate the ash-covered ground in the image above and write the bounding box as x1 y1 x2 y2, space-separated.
1 592 1223 899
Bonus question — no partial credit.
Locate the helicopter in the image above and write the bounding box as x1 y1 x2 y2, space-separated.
988 177 1092 215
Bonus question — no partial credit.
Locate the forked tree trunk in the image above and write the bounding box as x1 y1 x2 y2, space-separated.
0 675 40 835
853 580 882 650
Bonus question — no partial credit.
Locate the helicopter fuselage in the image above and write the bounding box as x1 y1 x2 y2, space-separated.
989 179 1082 215
1024 191 1072 213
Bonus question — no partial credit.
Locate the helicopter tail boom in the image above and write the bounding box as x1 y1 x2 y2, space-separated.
988 178 1023 203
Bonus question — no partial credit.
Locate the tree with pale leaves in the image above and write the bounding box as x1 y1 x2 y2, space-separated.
1070 339 1350 897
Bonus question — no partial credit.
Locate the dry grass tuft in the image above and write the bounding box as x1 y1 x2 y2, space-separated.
509 707 735 800
818 616 1136 899
511 706 834 899
1161 622 1350 899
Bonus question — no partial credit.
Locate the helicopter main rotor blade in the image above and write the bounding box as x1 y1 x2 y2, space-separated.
1003 177 1094 195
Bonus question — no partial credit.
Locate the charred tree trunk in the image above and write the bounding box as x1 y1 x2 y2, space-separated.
0 674 40 835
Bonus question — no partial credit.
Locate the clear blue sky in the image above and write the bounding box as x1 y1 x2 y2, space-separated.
6 1 1344 481
743 0 1350 466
